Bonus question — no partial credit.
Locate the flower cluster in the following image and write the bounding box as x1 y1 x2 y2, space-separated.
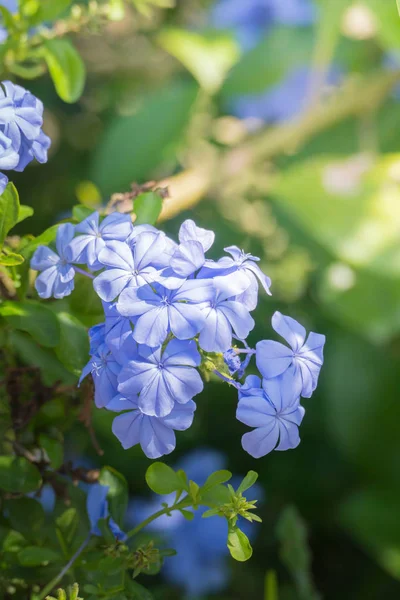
31 212 325 459
0 80 50 194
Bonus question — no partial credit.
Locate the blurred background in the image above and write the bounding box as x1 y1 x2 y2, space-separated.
10 0 400 597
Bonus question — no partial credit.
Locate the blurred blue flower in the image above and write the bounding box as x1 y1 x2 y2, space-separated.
117 279 213 347
211 0 316 49
87 483 127 541
108 395 196 458
117 339 203 418
0 129 19 193
66 211 133 270
256 311 325 398
31 223 76 299
237 372 305 457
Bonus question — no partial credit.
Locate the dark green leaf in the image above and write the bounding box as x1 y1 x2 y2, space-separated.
227 525 253 562
18 546 62 566
39 433 63 469
2 530 26 553
97 518 118 544
43 39 86 103
145 462 184 495
54 312 89 375
237 471 258 494
56 508 79 546
0 456 42 493
91 81 198 196
7 497 45 540
99 466 128 527
202 469 232 491
72 204 95 222
0 300 60 347
0 251 24 266
0 183 19 249
133 192 163 226
126 580 154 600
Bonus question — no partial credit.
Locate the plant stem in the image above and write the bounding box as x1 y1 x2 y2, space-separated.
213 369 241 389
126 497 192 539
36 534 91 600
73 266 94 279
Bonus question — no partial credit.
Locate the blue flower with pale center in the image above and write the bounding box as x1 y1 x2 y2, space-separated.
117 279 213 347
93 231 165 301
87 483 127 541
31 223 76 299
80 343 121 408
107 395 196 458
236 372 305 458
66 211 133 270
256 311 325 398
117 339 203 418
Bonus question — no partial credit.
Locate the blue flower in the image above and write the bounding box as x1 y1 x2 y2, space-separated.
88 322 106 356
80 343 121 408
66 211 133 270
0 129 19 193
93 231 165 301
223 348 242 374
116 279 213 347
256 311 325 398
197 279 255 353
236 373 305 458
102 301 136 361
107 395 196 458
167 219 215 278
117 339 203 417
87 483 127 541
31 223 76 299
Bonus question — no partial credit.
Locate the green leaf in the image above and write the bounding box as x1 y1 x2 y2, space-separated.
158 29 239 93
72 204 95 222
227 525 253 562
145 462 184 495
0 251 24 266
0 456 42 493
126 580 154 600
364 0 400 50
20 224 58 261
133 192 163 225
237 471 258 494
99 466 128 527
56 508 79 546
91 81 198 196
221 27 313 97
0 6 15 31
54 312 89 375
9 330 76 386
43 39 86 103
201 483 231 507
179 509 195 521
0 300 60 347
30 0 71 23
16 205 34 225
39 433 63 469
201 469 232 491
18 546 62 566
97 518 118 544
7 497 45 540
2 530 26 553
0 183 19 250
264 570 279 600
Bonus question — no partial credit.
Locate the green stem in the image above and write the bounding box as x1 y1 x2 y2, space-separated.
126 497 192 539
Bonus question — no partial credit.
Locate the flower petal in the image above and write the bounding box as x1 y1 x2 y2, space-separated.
241 422 280 458
271 311 306 352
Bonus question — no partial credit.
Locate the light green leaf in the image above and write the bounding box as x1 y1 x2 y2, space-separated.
0 456 42 493
39 433 63 469
201 470 232 492
145 462 184 495
364 0 400 49
20 224 59 261
18 546 62 566
158 29 239 93
30 0 71 23
56 508 79 546
0 300 60 347
54 312 89 374
91 81 198 196
0 251 24 266
99 466 128 527
16 204 34 225
237 470 258 494
133 192 163 225
0 183 19 249
227 525 253 562
43 39 86 103
72 204 95 222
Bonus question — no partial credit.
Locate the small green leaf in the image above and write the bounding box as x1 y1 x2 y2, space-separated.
0 251 24 266
237 470 258 494
201 507 219 519
133 192 163 226
201 483 231 507
227 525 253 562
145 462 184 495
0 300 60 347
202 469 232 491
20 224 58 261
0 456 42 493
54 312 89 375
99 466 128 527
180 509 195 521
39 433 63 469
56 508 79 546
72 204 95 222
43 39 86 103
16 205 34 225
18 546 62 566
2 530 26 553
0 183 19 250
